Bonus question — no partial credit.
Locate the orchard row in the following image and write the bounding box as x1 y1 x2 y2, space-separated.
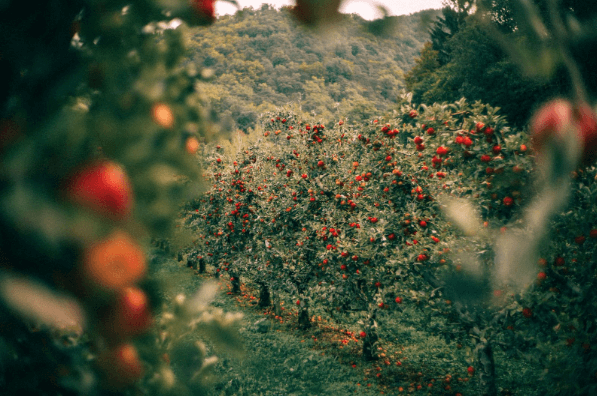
184 99 597 394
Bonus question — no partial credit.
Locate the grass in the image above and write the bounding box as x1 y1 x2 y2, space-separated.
149 250 546 395
149 250 381 395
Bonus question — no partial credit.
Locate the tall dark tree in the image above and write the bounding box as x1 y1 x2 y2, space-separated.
406 0 597 126
429 6 466 65
404 42 439 94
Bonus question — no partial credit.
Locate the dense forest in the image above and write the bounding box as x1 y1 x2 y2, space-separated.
405 0 597 127
185 5 440 130
184 1 597 131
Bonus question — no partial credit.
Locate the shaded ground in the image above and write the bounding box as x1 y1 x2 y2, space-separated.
149 249 540 396
148 250 381 396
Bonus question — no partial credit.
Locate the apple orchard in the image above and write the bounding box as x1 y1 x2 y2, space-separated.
184 96 597 394
2 0 597 395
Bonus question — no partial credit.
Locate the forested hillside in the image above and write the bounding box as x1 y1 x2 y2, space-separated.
405 1 597 127
185 5 440 130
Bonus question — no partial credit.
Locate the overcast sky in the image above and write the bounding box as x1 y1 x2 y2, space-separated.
216 0 445 20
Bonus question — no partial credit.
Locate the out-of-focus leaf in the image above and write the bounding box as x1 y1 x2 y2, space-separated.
364 8 397 37
0 272 85 332
493 229 537 291
187 281 219 312
291 0 342 27
440 196 483 237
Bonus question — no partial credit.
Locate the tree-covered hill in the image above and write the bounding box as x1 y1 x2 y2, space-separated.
404 1 597 127
186 5 440 130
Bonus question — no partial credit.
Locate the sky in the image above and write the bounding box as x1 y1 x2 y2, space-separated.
215 0 445 20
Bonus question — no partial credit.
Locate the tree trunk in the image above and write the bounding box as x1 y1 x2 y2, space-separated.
258 284 270 307
273 295 282 316
197 258 206 273
229 271 240 294
298 306 310 329
177 251 183 262
187 258 195 269
362 311 378 361
362 331 378 361
476 340 497 396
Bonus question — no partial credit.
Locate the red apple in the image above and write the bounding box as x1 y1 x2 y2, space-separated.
96 343 144 389
151 103 174 129
522 307 533 318
185 137 200 154
436 146 448 156
64 161 133 220
100 287 152 340
190 0 216 24
531 99 597 165
531 99 573 150
80 230 146 293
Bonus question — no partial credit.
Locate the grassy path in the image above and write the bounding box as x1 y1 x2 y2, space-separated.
148 249 544 396
148 249 382 396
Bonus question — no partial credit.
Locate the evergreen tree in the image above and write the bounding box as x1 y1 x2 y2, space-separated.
406 0 597 126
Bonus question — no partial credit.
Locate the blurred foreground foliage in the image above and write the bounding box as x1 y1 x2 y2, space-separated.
0 0 243 394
